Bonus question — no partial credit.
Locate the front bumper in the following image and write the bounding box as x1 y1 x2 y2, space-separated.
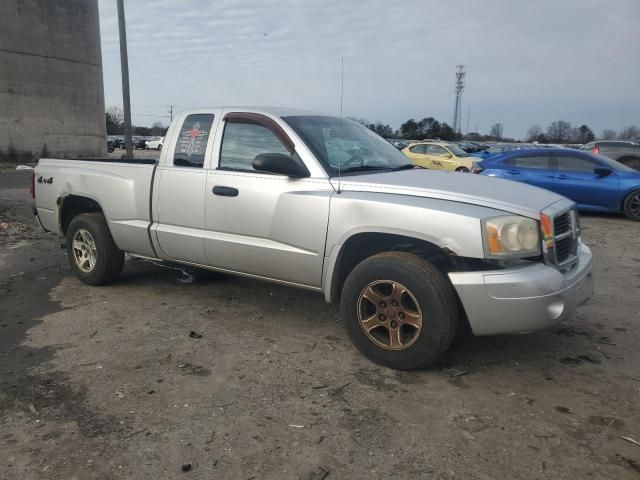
448 244 593 336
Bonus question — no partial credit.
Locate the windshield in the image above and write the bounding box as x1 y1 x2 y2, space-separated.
446 144 469 157
283 115 413 175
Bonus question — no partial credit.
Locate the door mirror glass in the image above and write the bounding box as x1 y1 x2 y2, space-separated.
594 167 613 176
252 153 310 178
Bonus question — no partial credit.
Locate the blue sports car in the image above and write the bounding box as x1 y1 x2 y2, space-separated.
470 144 532 160
474 148 640 220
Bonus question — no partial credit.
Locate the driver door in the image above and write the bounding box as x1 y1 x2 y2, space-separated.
553 154 620 209
404 144 431 168
203 113 333 287
426 145 451 170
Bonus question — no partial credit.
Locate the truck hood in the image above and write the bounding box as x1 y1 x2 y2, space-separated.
330 169 568 218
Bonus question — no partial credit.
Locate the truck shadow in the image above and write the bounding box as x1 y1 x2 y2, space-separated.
117 257 609 376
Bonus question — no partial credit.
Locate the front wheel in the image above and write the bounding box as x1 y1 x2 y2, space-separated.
340 252 459 370
623 189 640 221
66 213 124 285
455 166 470 173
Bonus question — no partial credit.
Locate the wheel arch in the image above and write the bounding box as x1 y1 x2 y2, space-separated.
325 231 455 305
58 194 105 235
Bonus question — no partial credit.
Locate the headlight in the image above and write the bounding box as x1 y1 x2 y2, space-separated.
482 215 541 258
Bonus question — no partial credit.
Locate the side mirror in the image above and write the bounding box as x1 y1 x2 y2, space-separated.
253 153 310 178
594 167 612 176
444 153 452 158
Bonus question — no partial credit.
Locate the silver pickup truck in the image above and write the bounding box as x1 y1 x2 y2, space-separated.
33 107 593 369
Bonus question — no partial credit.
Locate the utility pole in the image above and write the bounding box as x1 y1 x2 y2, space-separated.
117 0 133 158
169 105 173 122
466 104 470 136
452 65 465 136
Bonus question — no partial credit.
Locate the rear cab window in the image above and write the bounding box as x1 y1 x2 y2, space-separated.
173 114 215 168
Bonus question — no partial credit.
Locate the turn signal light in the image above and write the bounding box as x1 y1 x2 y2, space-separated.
540 213 554 249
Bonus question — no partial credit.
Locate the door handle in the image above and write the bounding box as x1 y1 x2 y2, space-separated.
556 174 569 180
212 186 239 197
506 170 520 175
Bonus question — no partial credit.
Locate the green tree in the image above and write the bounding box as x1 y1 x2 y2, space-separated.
576 125 595 144
400 119 419 139
438 123 455 141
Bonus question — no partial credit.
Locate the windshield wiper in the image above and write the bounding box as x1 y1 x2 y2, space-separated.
392 163 419 170
338 165 393 174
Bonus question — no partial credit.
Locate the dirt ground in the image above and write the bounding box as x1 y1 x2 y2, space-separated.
1 167 639 480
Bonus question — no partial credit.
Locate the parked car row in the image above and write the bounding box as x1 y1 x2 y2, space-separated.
472 148 640 221
107 136 165 152
395 138 640 221
580 141 640 170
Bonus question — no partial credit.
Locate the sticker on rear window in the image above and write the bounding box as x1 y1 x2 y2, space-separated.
174 114 214 168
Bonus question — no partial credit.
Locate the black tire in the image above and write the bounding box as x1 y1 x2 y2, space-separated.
157 144 162 151
66 213 124 285
623 189 640 221
340 252 459 370
455 167 470 173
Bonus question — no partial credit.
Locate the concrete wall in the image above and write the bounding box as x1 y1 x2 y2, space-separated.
0 0 105 158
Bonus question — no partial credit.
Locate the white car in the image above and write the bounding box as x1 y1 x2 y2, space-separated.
145 137 164 150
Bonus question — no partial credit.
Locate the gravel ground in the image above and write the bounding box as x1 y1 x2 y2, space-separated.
1 168 639 479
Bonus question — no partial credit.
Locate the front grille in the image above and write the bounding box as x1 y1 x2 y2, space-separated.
554 213 572 263
554 213 570 235
555 236 572 262
550 209 579 269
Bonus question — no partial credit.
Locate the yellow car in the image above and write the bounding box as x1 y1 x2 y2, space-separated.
401 142 474 172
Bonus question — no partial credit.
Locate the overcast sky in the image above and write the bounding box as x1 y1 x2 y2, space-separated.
98 0 640 139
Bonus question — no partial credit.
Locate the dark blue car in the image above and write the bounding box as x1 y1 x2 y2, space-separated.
474 148 640 221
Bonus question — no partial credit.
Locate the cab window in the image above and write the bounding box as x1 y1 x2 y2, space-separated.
219 121 290 172
173 114 214 168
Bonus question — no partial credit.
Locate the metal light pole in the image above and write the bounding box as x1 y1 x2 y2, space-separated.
117 0 133 158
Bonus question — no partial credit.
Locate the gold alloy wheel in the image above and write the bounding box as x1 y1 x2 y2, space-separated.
72 228 97 273
357 280 423 350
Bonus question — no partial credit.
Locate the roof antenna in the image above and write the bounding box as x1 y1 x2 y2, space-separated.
337 55 344 194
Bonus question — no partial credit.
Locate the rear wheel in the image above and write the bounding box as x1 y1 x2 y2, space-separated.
66 213 124 285
340 252 459 370
623 189 640 221
455 166 470 173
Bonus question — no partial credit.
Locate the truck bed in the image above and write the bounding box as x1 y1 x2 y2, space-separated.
35 158 158 257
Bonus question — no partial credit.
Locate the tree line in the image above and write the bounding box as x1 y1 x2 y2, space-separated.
106 106 168 137
527 123 639 144
107 105 639 145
